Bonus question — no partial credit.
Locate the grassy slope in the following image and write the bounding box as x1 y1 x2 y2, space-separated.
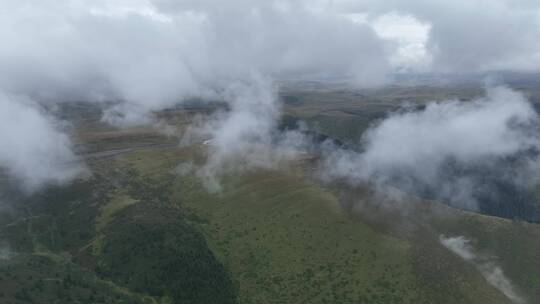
431 211 540 302
120 145 523 304
176 172 421 304
84 147 238 304
0 125 237 303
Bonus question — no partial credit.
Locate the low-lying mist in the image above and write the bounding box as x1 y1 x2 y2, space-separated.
440 235 526 304
322 87 540 220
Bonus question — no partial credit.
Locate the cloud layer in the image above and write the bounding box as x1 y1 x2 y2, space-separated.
2 0 540 190
0 0 389 105
0 0 391 188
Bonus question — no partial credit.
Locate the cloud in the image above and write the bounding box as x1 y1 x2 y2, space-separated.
0 0 390 109
439 235 476 261
180 76 310 191
440 235 526 304
0 0 392 186
322 87 540 210
3 1 540 190
0 93 84 191
336 0 540 72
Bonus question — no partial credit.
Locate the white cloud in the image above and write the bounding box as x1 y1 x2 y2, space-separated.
336 0 540 72
348 12 431 70
3 0 540 190
0 93 84 191
322 87 540 210
0 0 392 186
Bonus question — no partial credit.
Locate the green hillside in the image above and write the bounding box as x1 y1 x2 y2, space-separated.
0 105 538 303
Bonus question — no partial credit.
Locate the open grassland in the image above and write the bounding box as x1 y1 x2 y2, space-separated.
0 100 539 303
120 145 522 304
175 171 422 304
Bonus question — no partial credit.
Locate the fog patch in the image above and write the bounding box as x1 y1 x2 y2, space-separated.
175 161 195 177
439 235 476 261
180 78 310 191
440 235 526 304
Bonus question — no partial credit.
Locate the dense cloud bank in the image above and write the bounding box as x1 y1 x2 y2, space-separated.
0 0 388 189
0 0 389 107
322 87 540 211
2 0 540 190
